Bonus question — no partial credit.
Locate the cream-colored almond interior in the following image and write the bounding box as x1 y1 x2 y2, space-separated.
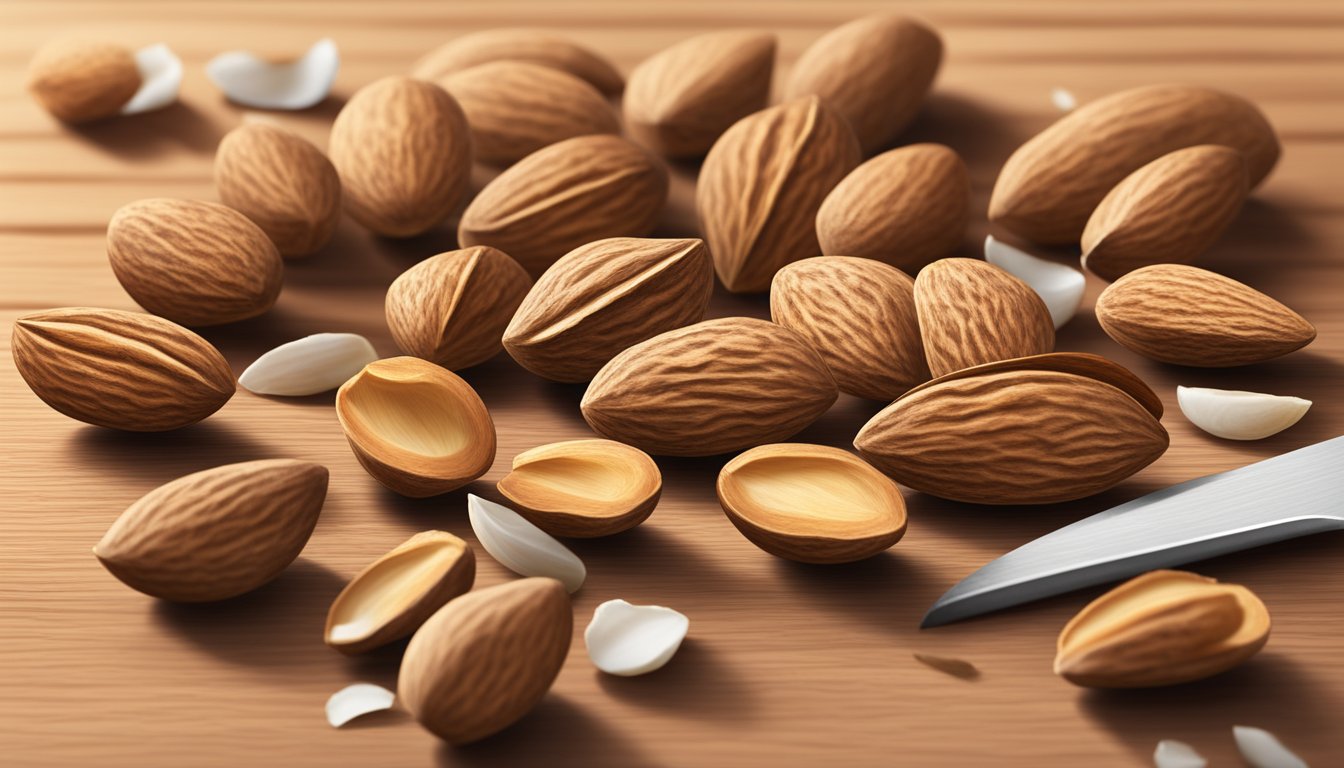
512 456 636 504
1061 575 1265 654
345 377 470 457
327 541 463 645
725 455 903 538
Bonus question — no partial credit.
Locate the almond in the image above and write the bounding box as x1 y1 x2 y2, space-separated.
1082 145 1249 281
107 198 283 327
502 237 713 382
439 61 619 166
581 317 838 456
214 123 342 257
328 76 472 237
398 577 572 745
782 15 942 154
623 31 775 159
855 368 1168 504
990 84 1279 244
459 135 668 277
94 459 328 602
27 38 141 123
914 258 1055 377
770 256 928 400
1095 264 1315 366
497 439 662 538
697 97 861 293
412 29 623 96
385 246 532 370
12 307 234 431
816 144 969 272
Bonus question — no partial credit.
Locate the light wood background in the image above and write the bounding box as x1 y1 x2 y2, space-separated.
2 2 1342 766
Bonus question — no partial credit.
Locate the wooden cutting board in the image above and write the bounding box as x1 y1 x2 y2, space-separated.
2 2 1341 766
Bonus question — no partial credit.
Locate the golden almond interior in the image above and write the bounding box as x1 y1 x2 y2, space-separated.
327 536 467 646
500 440 660 516
723 450 904 539
344 375 471 457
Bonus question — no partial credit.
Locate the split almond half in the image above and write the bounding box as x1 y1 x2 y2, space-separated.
336 357 496 497
585 599 689 676
717 444 907 564
1177 386 1310 441
325 531 476 654
497 439 661 538
205 38 338 110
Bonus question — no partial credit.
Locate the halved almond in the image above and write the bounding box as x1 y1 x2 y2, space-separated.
716 444 907 564
325 531 476 655
1177 386 1310 441
497 439 661 538
335 357 496 497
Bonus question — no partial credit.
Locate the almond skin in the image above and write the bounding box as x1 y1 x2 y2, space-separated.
439 61 619 166
214 123 342 258
914 258 1055 377
12 307 234 431
27 38 141 123
412 29 623 96
94 459 328 602
503 237 713 383
459 134 669 277
386 246 532 370
816 144 969 272
398 577 572 745
1095 264 1315 366
107 198 283 327
329 76 472 237
581 317 838 456
697 96 861 293
1082 145 1249 281
623 31 776 159
783 15 942 154
990 84 1279 244
770 256 929 400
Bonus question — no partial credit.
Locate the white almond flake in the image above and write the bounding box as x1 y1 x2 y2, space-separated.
1233 726 1308 768
121 44 182 115
1051 87 1078 112
984 235 1085 329
206 38 339 110
467 494 586 593
325 683 395 728
585 599 689 676
239 333 378 396
1154 739 1207 768
1177 386 1311 441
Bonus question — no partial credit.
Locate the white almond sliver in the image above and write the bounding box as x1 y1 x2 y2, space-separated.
467 494 586 593
325 683 395 728
984 235 1086 329
1177 386 1311 441
206 38 339 110
121 44 182 115
585 599 689 677
1154 739 1207 768
1233 726 1308 768
239 333 378 396
1051 87 1077 112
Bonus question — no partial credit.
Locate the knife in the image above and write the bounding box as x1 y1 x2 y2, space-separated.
921 435 1344 628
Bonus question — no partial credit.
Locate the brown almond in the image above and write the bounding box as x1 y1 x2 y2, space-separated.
412 29 623 96
27 38 141 123
498 439 662 538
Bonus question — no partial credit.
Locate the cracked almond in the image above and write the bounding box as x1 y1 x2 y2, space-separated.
497 439 661 538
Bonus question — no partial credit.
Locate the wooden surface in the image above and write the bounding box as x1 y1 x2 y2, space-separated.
2 2 1342 766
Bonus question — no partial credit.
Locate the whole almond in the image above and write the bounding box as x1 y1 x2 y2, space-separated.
915 258 1055 377
1082 145 1249 281
412 29 623 96
107 198 283 327
27 38 141 123
329 76 472 237
459 134 668 277
439 61 619 166
214 123 342 257
399 577 572 745
386 246 532 370
783 15 942 154
770 256 929 400
697 96 861 293
1095 264 1315 366
94 459 328 602
12 307 234 431
503 237 713 382
623 31 776 159
990 84 1279 244
581 317 838 456
816 144 969 272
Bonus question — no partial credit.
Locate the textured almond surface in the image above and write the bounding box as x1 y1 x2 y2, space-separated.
1082 145 1249 281
1096 264 1316 366
26 38 140 123
12 306 234 431
855 370 1169 504
503 237 712 382
412 28 623 96
107 198 283 327
770 256 929 400
697 96 861 293
582 317 838 456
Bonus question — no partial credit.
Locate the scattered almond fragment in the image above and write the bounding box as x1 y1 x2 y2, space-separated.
1050 87 1077 112
1177 386 1311 441
121 43 182 115
983 235 1085 329
1233 726 1308 768
497 440 662 538
586 599 689 676
239 333 378 397
326 683 395 729
1154 740 1207 768
913 653 980 681
468 495 586 593
206 38 338 110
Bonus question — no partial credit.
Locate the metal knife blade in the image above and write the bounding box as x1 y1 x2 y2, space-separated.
921 435 1344 628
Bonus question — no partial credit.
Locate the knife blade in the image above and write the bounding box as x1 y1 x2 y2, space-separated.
921 435 1344 628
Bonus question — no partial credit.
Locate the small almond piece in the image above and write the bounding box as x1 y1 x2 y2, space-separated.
983 236 1086 329
585 599 689 676
239 333 378 397
27 38 141 123
412 29 623 96
497 440 662 538
467 495 586 593
1154 740 1207 768
1177 386 1311 441
1233 726 1308 768
326 684 396 729
205 39 337 110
